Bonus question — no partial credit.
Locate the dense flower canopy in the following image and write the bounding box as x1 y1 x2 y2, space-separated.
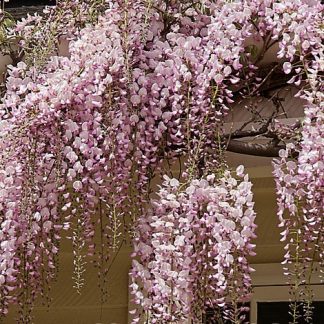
0 0 323 323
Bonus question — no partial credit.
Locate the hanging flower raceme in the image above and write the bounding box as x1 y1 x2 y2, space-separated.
0 1 147 317
271 1 324 321
273 97 323 321
134 0 255 158
130 166 256 323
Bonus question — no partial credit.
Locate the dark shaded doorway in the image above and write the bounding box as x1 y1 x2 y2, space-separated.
257 301 324 324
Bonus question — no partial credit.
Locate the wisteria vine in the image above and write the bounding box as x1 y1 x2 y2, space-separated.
131 167 256 323
0 0 322 323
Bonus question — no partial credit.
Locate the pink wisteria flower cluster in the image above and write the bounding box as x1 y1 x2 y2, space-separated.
131 167 256 323
271 0 323 319
0 1 148 318
272 35 323 320
0 0 322 322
